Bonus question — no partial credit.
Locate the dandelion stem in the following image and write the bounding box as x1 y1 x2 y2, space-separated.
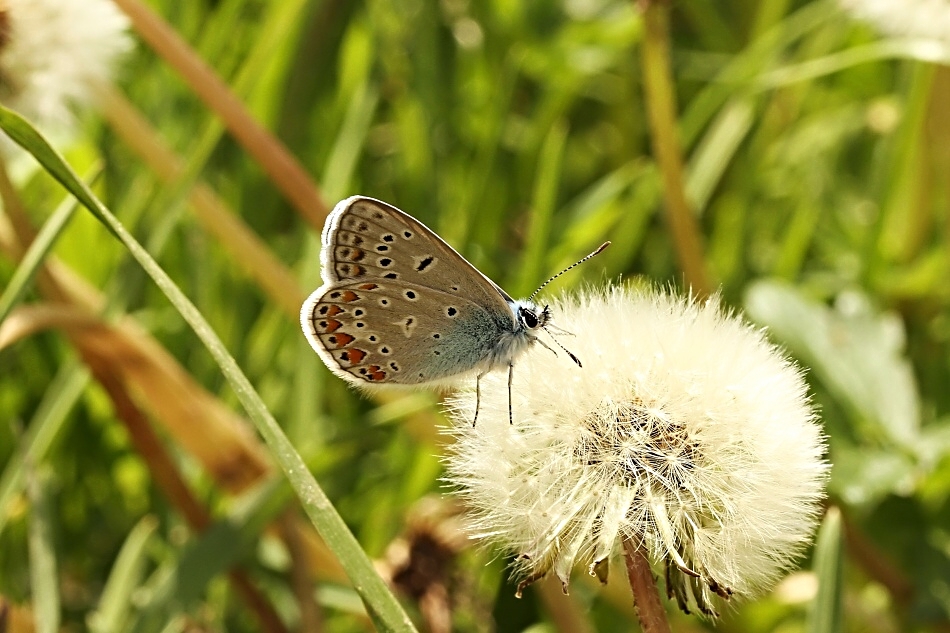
622 536 671 633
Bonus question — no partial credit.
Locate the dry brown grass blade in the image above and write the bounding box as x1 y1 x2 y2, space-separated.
1 306 294 628
0 596 35 633
96 84 306 320
278 512 325 631
1 302 270 492
111 0 331 230
1 298 349 586
0 161 269 491
83 348 288 633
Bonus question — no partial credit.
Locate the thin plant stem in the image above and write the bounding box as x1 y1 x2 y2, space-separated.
840 509 913 609
622 536 671 633
111 0 331 230
639 0 712 298
536 575 594 633
279 512 325 633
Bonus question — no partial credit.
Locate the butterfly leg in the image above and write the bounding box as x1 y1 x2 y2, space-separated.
508 362 514 425
473 372 486 427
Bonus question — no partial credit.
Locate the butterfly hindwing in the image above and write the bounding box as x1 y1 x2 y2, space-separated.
305 280 509 385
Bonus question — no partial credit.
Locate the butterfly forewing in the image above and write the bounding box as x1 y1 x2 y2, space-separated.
321 197 514 311
303 196 519 386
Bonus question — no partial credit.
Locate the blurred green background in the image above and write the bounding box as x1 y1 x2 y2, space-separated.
2 0 950 631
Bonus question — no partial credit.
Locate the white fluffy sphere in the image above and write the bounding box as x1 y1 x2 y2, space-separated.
444 286 828 615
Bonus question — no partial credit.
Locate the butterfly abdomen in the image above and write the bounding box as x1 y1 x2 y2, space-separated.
409 307 516 381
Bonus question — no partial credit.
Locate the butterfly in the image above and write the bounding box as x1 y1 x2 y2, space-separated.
300 196 608 424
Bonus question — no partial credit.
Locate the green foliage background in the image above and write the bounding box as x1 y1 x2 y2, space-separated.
2 0 950 631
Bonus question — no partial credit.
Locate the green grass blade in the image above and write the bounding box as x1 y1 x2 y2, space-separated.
756 40 950 91
807 507 844 633
0 360 89 537
685 98 754 214
0 190 81 324
515 120 568 296
321 81 379 202
134 476 290 619
88 516 159 633
0 105 417 632
27 466 60 633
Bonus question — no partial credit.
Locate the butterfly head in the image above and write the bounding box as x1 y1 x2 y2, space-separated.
516 303 550 331
513 301 581 368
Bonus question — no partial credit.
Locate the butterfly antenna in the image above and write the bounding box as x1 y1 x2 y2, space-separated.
528 241 611 302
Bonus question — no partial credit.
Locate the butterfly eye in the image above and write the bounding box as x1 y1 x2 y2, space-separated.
519 307 539 329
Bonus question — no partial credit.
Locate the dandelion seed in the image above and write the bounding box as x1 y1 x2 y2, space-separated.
0 0 131 148
444 286 828 616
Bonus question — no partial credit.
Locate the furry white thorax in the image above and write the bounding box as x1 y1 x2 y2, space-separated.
480 299 548 373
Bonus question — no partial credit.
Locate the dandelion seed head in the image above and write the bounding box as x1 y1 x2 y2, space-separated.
0 0 131 144
444 286 828 615
840 0 950 43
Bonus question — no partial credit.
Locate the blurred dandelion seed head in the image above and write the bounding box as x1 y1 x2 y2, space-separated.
840 0 950 42
444 286 828 616
0 0 131 143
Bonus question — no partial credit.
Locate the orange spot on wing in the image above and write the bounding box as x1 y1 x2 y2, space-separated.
350 249 366 261
358 283 379 290
332 332 355 347
321 319 342 333
341 290 360 302
325 305 344 316
337 263 366 277
365 364 387 381
347 348 367 363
